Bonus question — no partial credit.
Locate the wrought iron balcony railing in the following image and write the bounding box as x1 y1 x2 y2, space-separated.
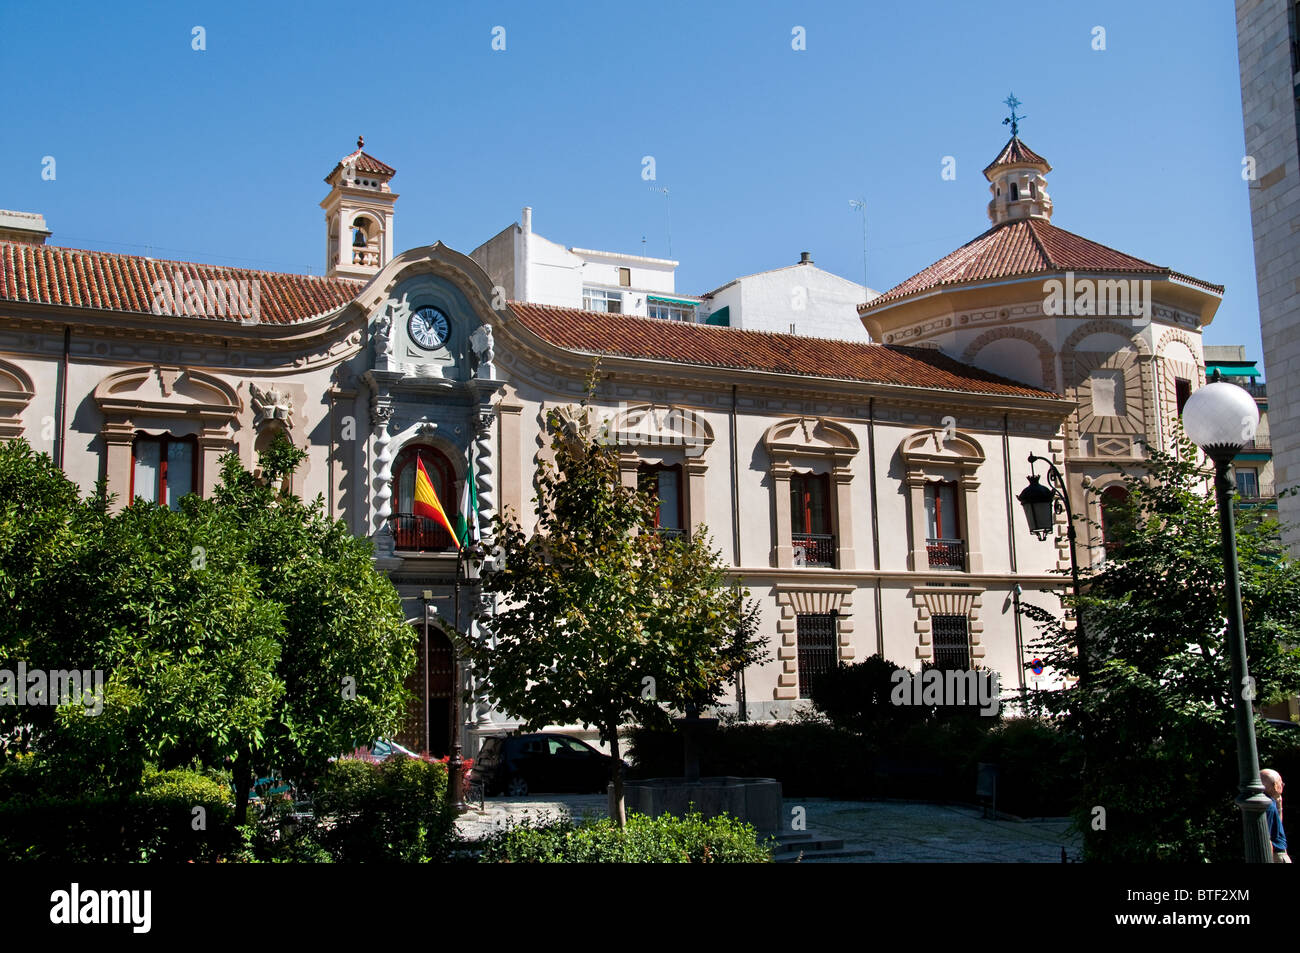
654 526 688 541
926 537 967 571
792 533 836 568
390 514 457 552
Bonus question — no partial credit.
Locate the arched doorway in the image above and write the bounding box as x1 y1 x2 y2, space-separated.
395 622 456 757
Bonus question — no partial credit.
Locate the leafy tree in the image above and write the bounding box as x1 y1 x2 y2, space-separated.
1021 432 1300 861
0 436 416 826
465 401 767 826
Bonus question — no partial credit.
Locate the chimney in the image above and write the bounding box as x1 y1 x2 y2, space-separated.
519 206 533 303
799 251 812 264
0 210 51 245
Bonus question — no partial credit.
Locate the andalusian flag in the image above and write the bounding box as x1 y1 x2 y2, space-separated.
413 457 460 550
454 453 479 547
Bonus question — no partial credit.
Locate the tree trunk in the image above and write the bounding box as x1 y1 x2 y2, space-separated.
233 750 253 827
607 729 627 829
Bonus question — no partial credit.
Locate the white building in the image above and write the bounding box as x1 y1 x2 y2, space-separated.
470 208 874 337
701 251 876 340
470 207 700 320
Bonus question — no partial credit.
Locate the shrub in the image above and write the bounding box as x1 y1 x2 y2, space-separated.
0 764 235 862
312 756 457 862
477 810 772 863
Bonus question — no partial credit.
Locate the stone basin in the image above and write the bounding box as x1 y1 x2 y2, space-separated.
621 776 783 832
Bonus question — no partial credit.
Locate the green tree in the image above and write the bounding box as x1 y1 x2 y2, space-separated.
0 436 416 826
465 401 766 826
1022 432 1300 861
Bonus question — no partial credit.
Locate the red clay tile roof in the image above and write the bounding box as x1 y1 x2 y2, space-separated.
0 241 362 325
508 301 1060 398
325 149 396 183
861 218 1223 312
983 136 1051 176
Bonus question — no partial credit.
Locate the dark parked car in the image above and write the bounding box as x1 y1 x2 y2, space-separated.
474 733 624 796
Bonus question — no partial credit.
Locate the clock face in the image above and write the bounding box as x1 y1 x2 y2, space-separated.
408 306 450 351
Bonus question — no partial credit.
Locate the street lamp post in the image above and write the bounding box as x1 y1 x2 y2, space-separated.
1182 371 1273 863
1017 455 1087 683
421 588 433 755
448 542 482 815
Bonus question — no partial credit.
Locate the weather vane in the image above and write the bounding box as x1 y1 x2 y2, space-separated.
1002 93 1025 137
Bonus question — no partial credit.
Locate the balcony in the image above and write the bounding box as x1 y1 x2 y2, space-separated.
926 538 967 571
1241 380 1268 400
792 533 836 568
654 526 688 542
390 514 457 552
1237 482 1276 502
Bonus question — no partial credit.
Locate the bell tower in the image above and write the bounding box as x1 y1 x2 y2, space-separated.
321 136 398 280
984 95 1052 226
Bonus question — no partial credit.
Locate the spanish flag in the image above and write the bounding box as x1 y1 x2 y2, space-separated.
413 457 460 550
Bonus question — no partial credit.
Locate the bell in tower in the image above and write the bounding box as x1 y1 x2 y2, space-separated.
321 136 399 279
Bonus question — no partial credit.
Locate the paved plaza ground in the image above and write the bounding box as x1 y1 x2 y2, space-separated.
455 794 1081 862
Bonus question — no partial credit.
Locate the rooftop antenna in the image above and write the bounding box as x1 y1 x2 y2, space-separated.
1002 93 1026 137
649 185 672 258
848 198 867 289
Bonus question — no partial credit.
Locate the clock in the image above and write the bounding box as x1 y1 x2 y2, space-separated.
408 306 451 351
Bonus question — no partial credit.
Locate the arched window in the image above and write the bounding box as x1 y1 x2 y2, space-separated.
1100 485 1130 555
1010 182 1019 200
352 217 370 247
391 444 458 551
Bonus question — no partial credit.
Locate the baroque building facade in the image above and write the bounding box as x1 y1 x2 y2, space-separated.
0 132 1222 755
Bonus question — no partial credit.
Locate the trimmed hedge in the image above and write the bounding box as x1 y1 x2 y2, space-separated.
628 717 1079 814
477 810 773 863
0 763 235 862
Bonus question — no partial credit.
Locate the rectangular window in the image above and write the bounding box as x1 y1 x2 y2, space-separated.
924 481 960 539
647 301 695 321
931 615 970 671
790 472 830 535
618 267 631 287
796 613 837 699
131 434 196 511
1236 468 1260 499
1175 378 1192 415
638 463 684 533
582 288 622 313
790 472 833 567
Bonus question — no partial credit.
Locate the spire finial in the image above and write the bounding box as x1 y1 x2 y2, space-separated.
357 135 365 151
1002 93 1025 138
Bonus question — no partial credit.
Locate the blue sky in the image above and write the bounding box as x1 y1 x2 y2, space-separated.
0 0 1264 362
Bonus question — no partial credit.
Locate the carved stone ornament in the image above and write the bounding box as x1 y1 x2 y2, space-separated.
470 324 495 378
250 383 294 431
373 309 393 360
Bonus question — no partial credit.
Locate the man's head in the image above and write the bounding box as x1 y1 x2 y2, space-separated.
1262 768 1284 798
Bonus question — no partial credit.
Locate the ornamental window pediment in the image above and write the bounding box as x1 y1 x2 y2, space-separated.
0 359 35 440
604 403 714 459
898 428 986 574
93 365 240 511
764 417 860 571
